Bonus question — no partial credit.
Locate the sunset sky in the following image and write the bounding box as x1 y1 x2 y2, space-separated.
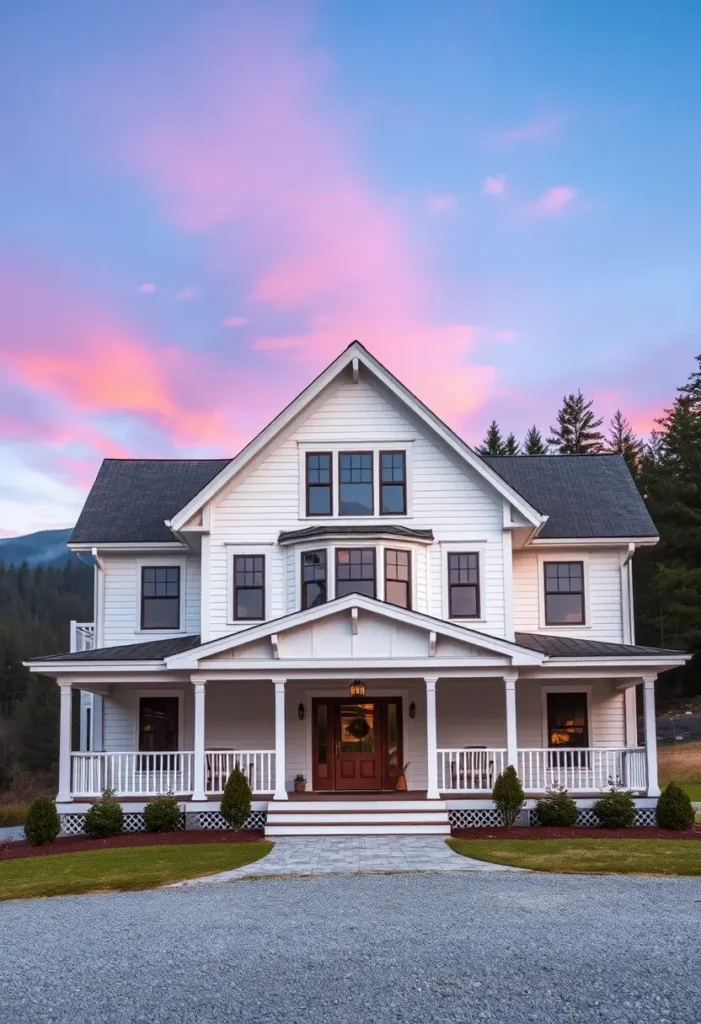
2 1 700 534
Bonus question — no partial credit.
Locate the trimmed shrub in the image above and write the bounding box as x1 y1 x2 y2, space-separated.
593 788 635 828
84 795 124 839
493 765 525 827
144 795 181 833
24 795 60 846
536 788 578 827
656 782 695 831
221 765 252 830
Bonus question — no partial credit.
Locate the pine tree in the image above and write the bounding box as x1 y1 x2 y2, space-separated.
607 410 643 474
503 433 520 455
523 426 548 454
476 420 508 455
547 391 604 454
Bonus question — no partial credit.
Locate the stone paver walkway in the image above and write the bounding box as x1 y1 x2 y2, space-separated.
175 835 520 887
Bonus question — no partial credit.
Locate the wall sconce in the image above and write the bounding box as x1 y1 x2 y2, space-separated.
349 680 366 697
409 701 416 719
298 702 305 721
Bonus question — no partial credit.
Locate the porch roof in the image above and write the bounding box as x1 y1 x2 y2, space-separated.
514 633 685 659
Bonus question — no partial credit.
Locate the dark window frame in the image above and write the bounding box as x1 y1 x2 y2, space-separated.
335 547 377 599
384 548 411 609
301 549 328 610
447 552 481 619
305 451 333 517
379 450 407 516
233 554 266 621
338 450 374 516
543 561 585 626
140 566 181 631
138 696 179 753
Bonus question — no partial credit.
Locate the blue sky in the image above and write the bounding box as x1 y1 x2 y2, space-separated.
1 0 699 533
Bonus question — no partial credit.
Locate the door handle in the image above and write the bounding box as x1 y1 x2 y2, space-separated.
335 741 340 759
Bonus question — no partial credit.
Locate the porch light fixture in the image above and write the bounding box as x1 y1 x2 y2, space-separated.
409 701 416 719
349 680 366 698
298 702 305 721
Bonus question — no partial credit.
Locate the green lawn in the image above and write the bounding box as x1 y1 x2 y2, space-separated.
0 842 273 901
447 838 701 876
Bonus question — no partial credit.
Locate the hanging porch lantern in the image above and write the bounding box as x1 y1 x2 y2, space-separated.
349 679 366 698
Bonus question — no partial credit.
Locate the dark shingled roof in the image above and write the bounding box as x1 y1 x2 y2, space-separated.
33 634 202 663
483 454 657 539
278 525 434 544
70 460 230 544
514 633 682 658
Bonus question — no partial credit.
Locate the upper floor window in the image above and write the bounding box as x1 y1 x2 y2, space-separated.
338 452 373 515
336 548 376 598
385 549 411 609
233 555 265 620
302 550 327 609
141 567 180 630
447 552 480 618
380 452 406 515
544 562 585 625
306 453 332 516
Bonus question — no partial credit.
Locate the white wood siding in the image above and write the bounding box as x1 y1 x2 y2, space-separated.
512 547 625 642
102 687 193 751
101 554 201 647
515 679 626 748
207 373 506 640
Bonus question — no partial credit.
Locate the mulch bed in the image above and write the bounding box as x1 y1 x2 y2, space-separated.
0 829 265 861
451 826 701 841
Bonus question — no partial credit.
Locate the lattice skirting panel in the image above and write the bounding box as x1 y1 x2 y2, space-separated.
60 809 265 836
60 812 186 836
528 807 658 827
188 810 267 831
448 808 504 829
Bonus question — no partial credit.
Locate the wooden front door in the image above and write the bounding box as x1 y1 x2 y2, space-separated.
312 697 403 791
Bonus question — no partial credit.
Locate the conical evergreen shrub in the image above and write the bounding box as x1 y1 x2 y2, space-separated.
656 781 695 831
24 795 60 845
493 765 525 826
221 765 252 830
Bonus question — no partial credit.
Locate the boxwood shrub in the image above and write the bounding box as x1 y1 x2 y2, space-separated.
144 795 181 833
536 788 578 827
593 789 636 828
84 796 124 839
221 765 252 830
656 782 695 831
492 765 525 827
24 795 60 846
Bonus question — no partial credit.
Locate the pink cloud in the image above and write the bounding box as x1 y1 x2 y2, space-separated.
526 186 578 219
137 282 156 294
176 286 199 300
221 316 250 328
482 175 507 197
495 113 568 147
108 9 494 429
425 193 458 216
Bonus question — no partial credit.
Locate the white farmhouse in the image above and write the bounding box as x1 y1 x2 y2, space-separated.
29 343 686 835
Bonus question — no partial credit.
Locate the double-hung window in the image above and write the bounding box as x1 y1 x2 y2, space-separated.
384 549 411 608
141 567 181 630
233 555 265 620
338 452 373 515
301 550 327 609
336 548 376 598
379 451 406 515
447 552 480 618
544 562 585 625
306 453 332 516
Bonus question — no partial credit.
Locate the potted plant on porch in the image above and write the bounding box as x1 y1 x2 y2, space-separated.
394 762 410 792
294 774 307 793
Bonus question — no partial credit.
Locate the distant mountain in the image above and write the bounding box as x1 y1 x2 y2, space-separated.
0 528 78 567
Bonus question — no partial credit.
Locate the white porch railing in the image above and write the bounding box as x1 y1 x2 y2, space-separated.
71 752 195 797
437 749 507 792
205 751 275 794
70 621 95 653
518 748 648 793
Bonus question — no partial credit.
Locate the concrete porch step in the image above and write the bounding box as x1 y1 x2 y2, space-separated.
268 799 448 813
268 810 449 825
265 797 451 836
265 822 451 836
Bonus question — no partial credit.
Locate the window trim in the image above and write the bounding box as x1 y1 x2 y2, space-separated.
136 557 187 634
542 559 586 627
446 551 481 620
300 548 328 611
540 685 593 749
379 450 407 516
305 451 333 518
337 450 375 517
384 547 412 610
335 546 377 599
132 688 185 751
140 565 182 632
233 553 267 622
297 443 414 519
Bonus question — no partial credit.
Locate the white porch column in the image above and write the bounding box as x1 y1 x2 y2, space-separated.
643 674 660 797
425 677 439 800
192 679 207 801
504 673 518 770
57 681 73 802
273 678 288 801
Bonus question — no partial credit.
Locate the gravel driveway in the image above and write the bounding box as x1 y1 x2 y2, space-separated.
1 872 699 1023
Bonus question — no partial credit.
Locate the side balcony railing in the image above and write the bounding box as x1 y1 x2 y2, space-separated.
69 621 95 653
70 750 276 798
438 747 648 794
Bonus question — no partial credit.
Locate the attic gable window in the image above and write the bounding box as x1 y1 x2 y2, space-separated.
380 452 406 515
141 567 181 630
338 452 373 515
